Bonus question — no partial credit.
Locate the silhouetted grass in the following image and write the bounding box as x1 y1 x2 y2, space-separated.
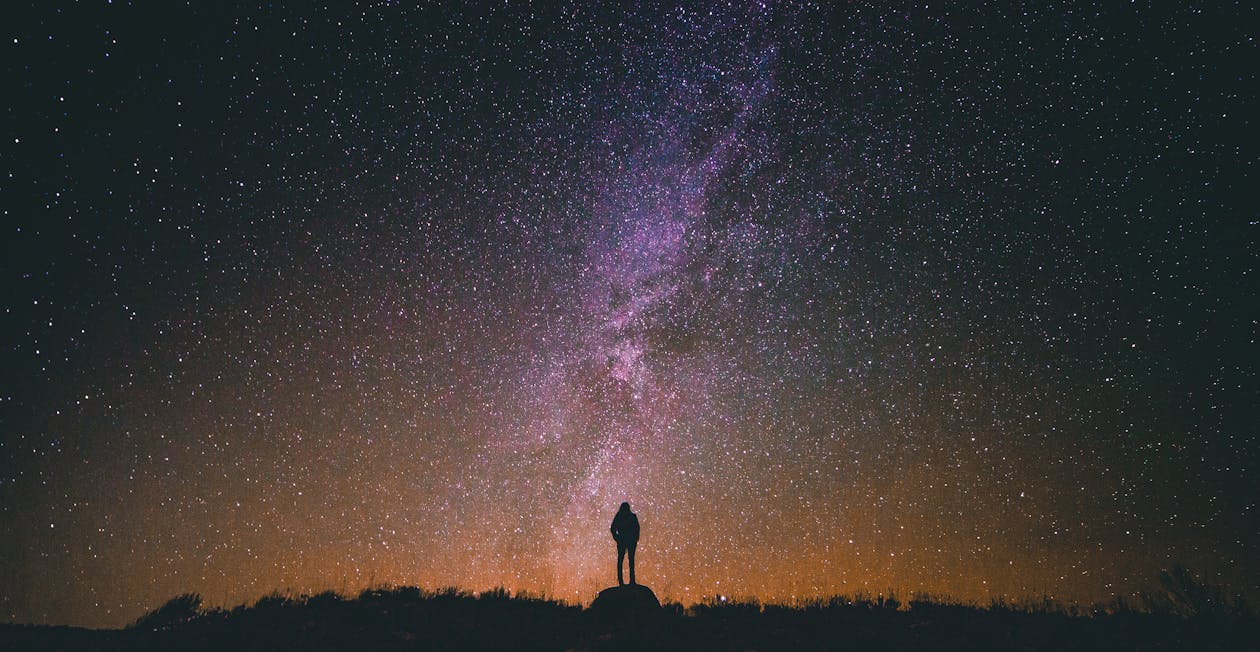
2 571 1256 651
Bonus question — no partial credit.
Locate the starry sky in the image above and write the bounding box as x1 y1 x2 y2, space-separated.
2 1 1255 629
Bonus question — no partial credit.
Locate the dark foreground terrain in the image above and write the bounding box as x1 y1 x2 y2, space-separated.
2 585 1255 651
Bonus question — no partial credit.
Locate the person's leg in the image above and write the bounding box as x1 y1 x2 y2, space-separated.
617 543 626 586
628 542 636 585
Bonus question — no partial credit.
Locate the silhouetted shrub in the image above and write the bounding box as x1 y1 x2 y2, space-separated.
430 586 469 600
477 586 512 601
1140 565 1250 618
133 592 201 631
303 590 343 609
252 591 294 611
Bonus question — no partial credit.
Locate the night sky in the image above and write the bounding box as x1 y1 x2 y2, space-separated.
2 2 1255 629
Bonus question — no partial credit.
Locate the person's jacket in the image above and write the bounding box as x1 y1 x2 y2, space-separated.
611 511 639 543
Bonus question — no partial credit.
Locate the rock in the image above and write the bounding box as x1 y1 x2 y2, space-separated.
587 584 661 626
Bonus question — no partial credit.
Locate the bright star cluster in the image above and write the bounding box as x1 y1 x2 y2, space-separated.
1 2 1254 628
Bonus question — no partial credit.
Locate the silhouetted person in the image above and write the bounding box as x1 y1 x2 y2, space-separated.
610 502 640 585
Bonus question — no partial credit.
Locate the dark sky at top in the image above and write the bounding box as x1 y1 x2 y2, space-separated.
1 1 1255 628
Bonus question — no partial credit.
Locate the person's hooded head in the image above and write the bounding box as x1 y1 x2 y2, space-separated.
619 502 631 513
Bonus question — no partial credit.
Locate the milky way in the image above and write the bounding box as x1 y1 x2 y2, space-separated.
2 2 1255 627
